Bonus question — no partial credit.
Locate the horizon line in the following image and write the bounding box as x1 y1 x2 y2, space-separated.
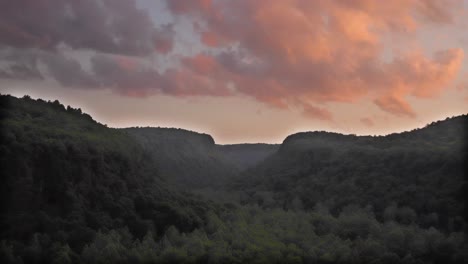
115 113 467 145
3 92 466 145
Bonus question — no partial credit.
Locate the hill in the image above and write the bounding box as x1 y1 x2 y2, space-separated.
0 94 217 263
233 115 468 232
123 127 278 189
1 94 467 263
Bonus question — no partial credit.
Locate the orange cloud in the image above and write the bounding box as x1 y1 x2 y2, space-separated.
165 0 465 119
2 0 464 122
201 32 222 47
162 68 232 97
389 48 464 98
365 48 464 115
374 95 416 118
183 53 217 74
302 104 333 121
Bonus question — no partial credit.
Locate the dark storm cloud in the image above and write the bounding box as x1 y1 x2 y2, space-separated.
90 54 161 96
0 46 97 87
0 0 174 56
0 0 178 95
0 63 43 80
42 52 98 88
0 47 43 80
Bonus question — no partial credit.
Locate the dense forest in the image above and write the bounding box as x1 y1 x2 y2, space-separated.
122 127 278 189
0 94 467 263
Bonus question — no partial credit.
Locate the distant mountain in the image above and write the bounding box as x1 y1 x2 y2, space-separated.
123 128 278 189
233 115 467 231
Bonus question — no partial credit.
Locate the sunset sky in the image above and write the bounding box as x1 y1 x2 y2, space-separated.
1 0 467 143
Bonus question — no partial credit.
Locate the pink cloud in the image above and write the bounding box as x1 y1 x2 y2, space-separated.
183 53 218 74
1 0 465 122
163 0 465 119
374 95 416 118
302 104 333 121
388 48 464 98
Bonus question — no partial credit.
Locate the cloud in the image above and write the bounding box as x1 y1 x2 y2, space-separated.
0 47 43 80
389 48 464 98
153 24 175 54
374 95 416 118
165 0 213 15
367 48 464 115
163 0 465 119
91 55 157 94
0 0 466 121
0 0 174 56
183 53 217 75
360 117 374 127
91 54 234 97
0 47 233 98
302 104 333 121
415 0 463 23
0 63 43 80
42 52 99 88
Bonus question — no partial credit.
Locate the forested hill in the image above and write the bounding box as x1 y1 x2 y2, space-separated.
0 94 218 262
234 114 468 231
123 127 278 189
281 115 466 152
1 94 467 263
123 127 229 189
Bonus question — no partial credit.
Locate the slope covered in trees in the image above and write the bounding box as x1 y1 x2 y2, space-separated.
233 116 468 232
0 94 467 263
123 128 278 189
0 95 217 263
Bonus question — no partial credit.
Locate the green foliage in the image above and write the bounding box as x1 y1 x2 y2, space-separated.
0 94 215 263
234 115 467 234
0 94 466 263
73 205 467 263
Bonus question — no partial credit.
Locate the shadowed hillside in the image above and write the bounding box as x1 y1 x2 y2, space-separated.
233 115 468 231
123 127 279 189
0 94 218 263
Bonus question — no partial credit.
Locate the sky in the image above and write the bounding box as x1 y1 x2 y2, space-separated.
0 0 467 144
